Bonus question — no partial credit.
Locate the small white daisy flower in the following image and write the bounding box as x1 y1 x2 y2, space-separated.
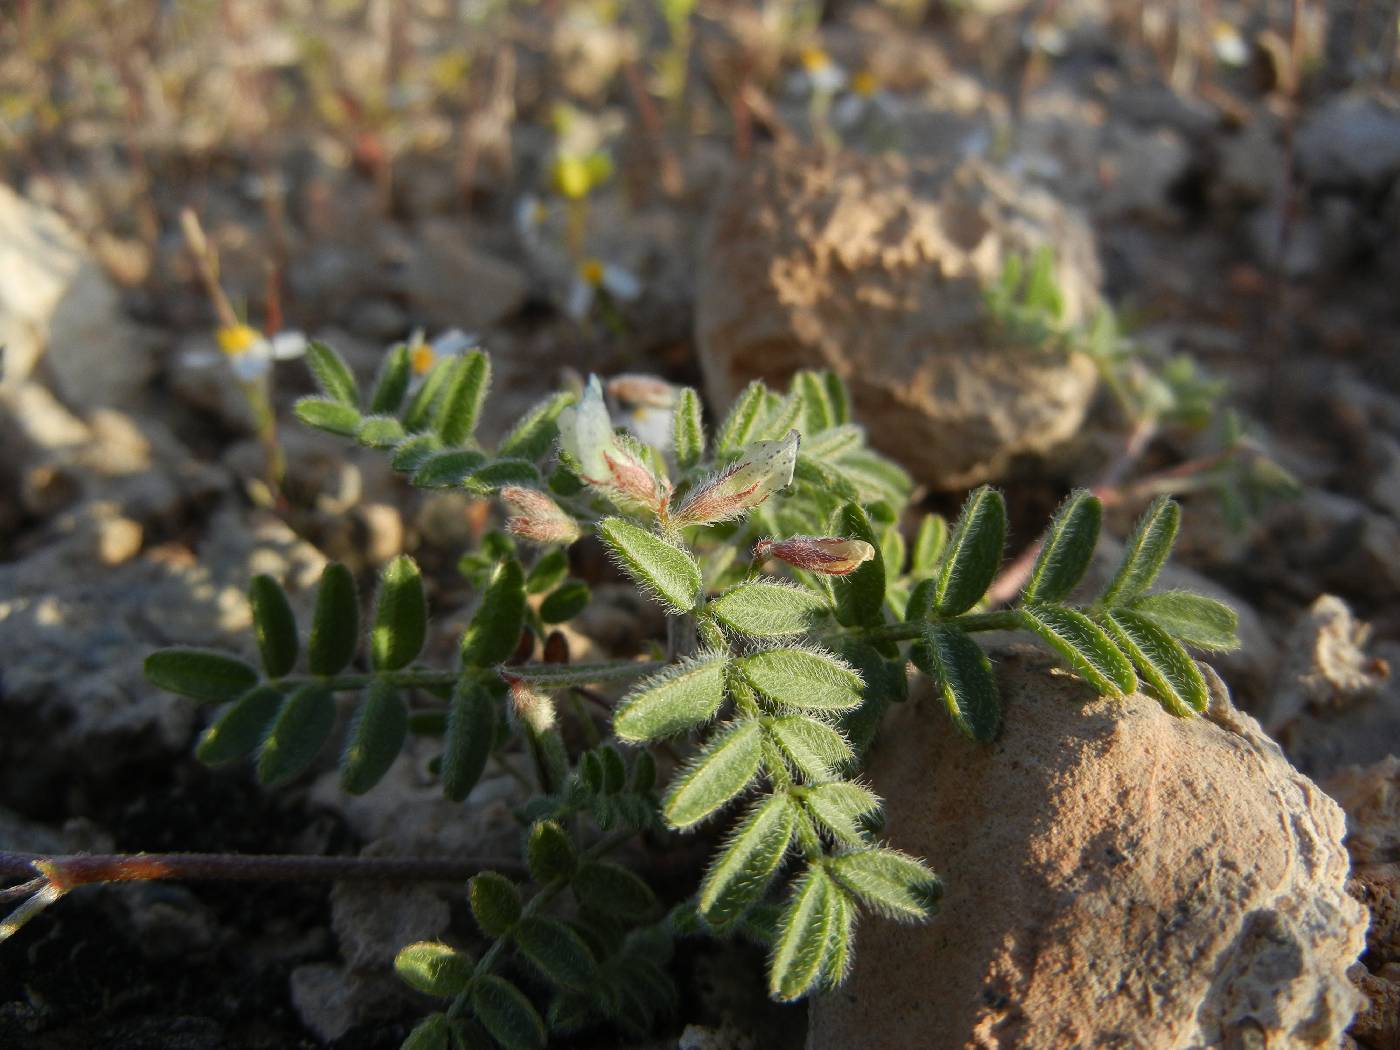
832 69 901 130
183 324 307 383
790 46 848 96
565 258 642 321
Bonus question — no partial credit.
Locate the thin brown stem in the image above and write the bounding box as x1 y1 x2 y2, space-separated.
1 850 521 892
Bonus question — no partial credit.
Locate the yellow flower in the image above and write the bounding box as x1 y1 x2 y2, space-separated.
217 324 260 356
852 69 878 98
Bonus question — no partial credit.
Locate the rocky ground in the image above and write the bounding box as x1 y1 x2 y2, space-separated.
1 1 1398 1047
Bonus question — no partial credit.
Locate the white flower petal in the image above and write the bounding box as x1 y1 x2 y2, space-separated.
565 277 595 320
230 350 271 382
602 265 641 302
432 329 477 357
832 93 866 129
557 375 615 480
269 332 308 359
180 349 222 369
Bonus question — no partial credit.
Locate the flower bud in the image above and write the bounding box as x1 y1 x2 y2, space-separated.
673 430 799 526
754 535 876 576
501 486 581 544
556 375 668 511
501 672 556 735
556 375 616 484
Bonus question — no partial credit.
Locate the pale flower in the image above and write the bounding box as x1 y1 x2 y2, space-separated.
557 375 667 510
183 323 307 383
789 46 847 96
565 257 642 321
607 374 678 453
832 68 901 130
501 485 581 545
673 430 799 526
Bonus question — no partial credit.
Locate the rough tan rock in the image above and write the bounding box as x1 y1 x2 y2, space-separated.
0 184 152 411
807 646 1366 1050
1267 595 1393 734
696 147 1100 489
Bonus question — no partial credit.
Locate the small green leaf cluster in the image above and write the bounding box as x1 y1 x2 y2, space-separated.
394 833 675 1049
142 347 1245 1047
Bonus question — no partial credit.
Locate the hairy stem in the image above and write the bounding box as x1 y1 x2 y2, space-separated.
837 610 1025 646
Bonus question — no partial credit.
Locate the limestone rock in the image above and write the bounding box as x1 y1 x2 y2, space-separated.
696 148 1100 489
398 219 527 332
0 184 152 411
1328 756 1400 868
1297 92 1400 191
807 646 1366 1050
1266 595 1392 734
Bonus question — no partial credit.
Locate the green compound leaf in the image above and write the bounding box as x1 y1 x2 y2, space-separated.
911 514 949 577
400 1013 451 1050
1020 603 1137 697
257 684 336 787
832 448 912 507
1129 591 1240 652
394 942 473 998
412 449 488 488
390 432 442 473
758 391 803 442
463 459 542 494
1100 496 1181 608
831 503 885 628
497 390 574 461
795 370 835 432
356 414 406 449
935 485 1007 617
911 626 1001 743
339 681 408 794
1022 489 1102 605
294 396 361 437
526 820 577 884
512 917 597 991
471 975 546 1050
145 648 259 703
598 518 702 613
469 871 522 937
1101 610 1208 716
801 782 881 846
371 556 427 672
738 647 863 713
826 847 942 922
663 719 764 828
822 884 856 989
699 792 796 932
800 424 864 461
248 575 298 678
402 358 456 433
195 685 282 765
369 344 411 414
573 860 658 918
824 372 851 424
525 548 569 595
715 380 768 453
306 340 359 407
769 865 836 1002
764 716 854 782
434 349 490 446
710 580 829 638
307 563 359 676
539 579 590 624
673 387 705 470
614 652 728 743
460 558 526 667
442 677 497 801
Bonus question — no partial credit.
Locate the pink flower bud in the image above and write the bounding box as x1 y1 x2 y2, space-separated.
501 486 581 544
754 535 876 575
501 672 556 734
602 445 668 510
673 430 799 526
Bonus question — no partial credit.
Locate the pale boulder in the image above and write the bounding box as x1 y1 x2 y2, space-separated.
0 184 151 411
807 646 1366 1050
696 148 1100 489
